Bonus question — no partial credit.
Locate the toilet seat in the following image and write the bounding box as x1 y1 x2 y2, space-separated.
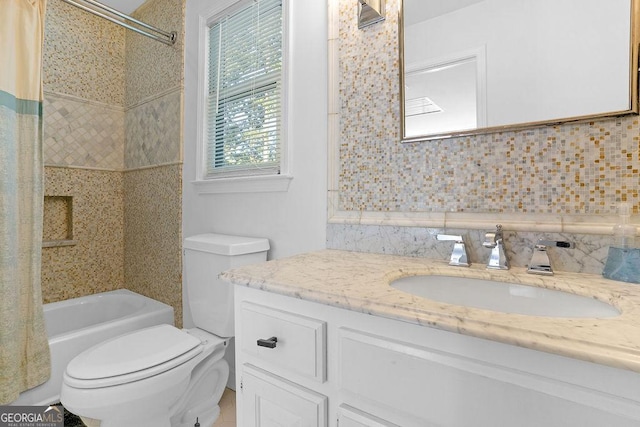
64 324 203 389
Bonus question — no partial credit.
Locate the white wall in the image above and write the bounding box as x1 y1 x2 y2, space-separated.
183 0 328 326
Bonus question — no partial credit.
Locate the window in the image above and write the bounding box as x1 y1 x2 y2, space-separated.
205 0 284 179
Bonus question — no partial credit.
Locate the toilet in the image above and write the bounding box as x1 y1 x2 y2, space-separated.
60 233 269 427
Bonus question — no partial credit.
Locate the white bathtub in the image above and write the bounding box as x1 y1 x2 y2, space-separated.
11 289 174 406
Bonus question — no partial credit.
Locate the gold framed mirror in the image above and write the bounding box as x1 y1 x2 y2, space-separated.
400 0 640 142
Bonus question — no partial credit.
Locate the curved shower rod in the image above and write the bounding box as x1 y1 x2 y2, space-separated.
60 0 177 45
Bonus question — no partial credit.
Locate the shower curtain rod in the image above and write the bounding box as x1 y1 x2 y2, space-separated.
60 0 177 45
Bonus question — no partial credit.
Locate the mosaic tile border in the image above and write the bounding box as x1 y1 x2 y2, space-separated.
44 91 125 171
125 88 182 170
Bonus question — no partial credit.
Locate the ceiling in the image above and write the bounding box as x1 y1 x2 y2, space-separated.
99 0 146 14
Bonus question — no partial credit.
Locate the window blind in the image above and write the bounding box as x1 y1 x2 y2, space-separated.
206 0 283 178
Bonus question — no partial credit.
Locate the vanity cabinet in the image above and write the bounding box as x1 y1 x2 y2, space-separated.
234 285 640 427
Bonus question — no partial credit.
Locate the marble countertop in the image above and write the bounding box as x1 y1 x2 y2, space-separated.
221 249 640 373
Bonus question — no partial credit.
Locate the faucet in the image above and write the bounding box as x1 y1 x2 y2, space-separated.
527 239 575 275
483 224 509 270
436 234 470 267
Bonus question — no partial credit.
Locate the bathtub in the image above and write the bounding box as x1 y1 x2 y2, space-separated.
11 289 174 406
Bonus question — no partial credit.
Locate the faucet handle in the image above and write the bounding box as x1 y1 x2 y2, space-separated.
436 234 464 243
483 224 503 248
527 239 574 275
437 234 470 267
483 225 509 270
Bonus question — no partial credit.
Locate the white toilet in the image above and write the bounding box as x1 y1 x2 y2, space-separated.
60 233 269 427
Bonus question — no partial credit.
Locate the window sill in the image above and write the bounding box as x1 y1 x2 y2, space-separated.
192 174 293 194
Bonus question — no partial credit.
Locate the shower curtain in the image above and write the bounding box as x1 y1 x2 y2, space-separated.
0 0 51 404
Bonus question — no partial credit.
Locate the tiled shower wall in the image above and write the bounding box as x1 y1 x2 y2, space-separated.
124 0 185 327
42 0 126 303
327 0 640 274
42 0 184 325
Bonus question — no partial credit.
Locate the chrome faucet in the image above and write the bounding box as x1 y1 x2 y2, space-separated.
483 224 509 270
436 234 470 267
527 239 575 275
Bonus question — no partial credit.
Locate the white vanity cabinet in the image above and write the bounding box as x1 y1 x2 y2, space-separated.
234 285 640 427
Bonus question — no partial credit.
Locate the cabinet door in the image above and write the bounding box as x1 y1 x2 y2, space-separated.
241 364 327 427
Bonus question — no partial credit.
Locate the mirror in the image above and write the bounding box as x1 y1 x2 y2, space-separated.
400 0 640 142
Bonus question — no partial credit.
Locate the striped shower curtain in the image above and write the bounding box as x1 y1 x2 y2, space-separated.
0 0 51 404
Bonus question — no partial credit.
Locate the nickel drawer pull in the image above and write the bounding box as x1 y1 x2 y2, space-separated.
257 336 278 348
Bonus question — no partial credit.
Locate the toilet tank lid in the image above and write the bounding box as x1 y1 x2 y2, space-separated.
184 233 270 256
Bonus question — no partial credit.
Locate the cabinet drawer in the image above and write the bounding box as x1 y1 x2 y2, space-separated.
240 302 326 382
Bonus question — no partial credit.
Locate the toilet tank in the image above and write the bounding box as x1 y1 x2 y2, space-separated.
183 233 269 337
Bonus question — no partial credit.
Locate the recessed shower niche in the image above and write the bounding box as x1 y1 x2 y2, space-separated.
43 196 76 247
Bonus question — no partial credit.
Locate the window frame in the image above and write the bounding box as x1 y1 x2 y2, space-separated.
194 0 292 194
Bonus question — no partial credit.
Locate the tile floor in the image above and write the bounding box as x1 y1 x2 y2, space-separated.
58 404 85 427
212 388 236 427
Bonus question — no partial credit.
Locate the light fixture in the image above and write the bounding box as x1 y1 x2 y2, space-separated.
358 0 385 29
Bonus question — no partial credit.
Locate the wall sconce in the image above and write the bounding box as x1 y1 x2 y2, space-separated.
358 0 385 29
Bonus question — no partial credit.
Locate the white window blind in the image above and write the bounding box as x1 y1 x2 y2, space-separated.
206 0 283 178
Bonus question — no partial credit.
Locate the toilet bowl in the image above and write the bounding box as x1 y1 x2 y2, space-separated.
60 233 270 427
61 324 229 427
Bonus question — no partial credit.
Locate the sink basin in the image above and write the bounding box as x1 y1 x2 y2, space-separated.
390 275 620 318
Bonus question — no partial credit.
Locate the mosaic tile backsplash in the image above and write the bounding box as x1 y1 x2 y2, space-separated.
337 0 640 216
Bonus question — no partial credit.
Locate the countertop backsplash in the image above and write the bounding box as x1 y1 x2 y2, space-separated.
327 223 613 276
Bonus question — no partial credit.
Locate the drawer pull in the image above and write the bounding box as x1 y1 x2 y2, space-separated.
257 336 278 348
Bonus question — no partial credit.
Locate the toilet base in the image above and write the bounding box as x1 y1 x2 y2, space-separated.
170 346 229 427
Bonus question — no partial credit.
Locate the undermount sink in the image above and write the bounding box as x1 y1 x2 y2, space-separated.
390 275 621 318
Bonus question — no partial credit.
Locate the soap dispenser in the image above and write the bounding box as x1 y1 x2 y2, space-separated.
602 202 640 284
